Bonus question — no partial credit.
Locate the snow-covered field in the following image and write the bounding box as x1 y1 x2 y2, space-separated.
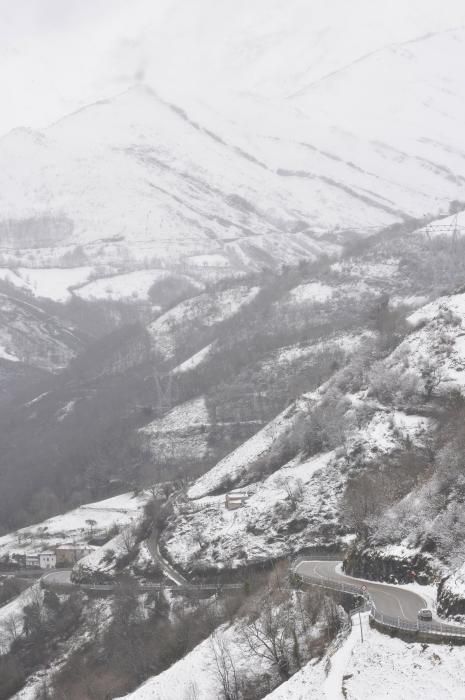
15 267 93 302
288 282 334 304
74 269 171 302
0 267 93 302
0 492 148 559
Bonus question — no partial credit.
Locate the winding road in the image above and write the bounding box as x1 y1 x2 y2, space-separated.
147 531 188 586
45 561 430 622
295 560 428 623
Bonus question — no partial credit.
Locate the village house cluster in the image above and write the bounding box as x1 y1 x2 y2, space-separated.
18 543 93 570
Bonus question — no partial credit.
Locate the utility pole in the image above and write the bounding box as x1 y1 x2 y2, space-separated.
360 584 367 642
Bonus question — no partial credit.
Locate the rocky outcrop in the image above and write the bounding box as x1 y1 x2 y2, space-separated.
438 567 465 618
344 544 434 584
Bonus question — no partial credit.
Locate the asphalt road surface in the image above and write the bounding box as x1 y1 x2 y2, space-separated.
147 531 188 585
296 560 428 623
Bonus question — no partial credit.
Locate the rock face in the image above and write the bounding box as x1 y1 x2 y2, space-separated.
344 544 434 584
438 567 465 618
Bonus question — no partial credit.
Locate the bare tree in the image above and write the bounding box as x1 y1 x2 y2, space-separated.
86 518 97 537
210 631 241 700
240 597 292 681
1 612 22 646
340 474 382 540
120 523 137 555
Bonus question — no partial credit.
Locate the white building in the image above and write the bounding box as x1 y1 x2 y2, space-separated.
225 491 248 510
39 551 56 569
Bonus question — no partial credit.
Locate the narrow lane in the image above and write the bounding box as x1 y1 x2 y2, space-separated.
147 531 188 585
296 560 428 623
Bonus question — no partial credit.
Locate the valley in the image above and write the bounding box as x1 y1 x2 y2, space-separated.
2 2 465 697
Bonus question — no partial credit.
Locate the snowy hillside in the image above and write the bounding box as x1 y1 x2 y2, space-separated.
147 285 259 360
0 492 148 561
165 401 431 573
4 4 465 697
266 619 465 700
139 396 212 463
382 290 465 396
0 291 85 372
1 4 465 291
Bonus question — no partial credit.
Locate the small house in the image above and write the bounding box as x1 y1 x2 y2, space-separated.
225 492 248 510
55 544 92 566
39 551 56 569
25 553 40 568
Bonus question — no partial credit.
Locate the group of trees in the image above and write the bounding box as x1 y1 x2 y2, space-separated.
208 564 343 700
51 576 244 700
0 588 83 700
49 562 344 700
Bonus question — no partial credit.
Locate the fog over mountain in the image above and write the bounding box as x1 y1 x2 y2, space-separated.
2 3 465 699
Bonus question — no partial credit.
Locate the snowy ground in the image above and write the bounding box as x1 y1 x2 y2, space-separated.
381 290 465 395
0 267 93 302
139 396 212 462
167 451 340 571
147 285 259 360
287 281 334 304
171 343 214 374
0 583 40 653
260 331 374 374
267 613 465 700
114 623 260 700
187 395 311 500
344 624 465 700
10 596 114 700
74 269 172 302
167 363 432 569
0 492 149 559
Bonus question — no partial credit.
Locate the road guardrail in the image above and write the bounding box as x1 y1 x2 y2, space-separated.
42 577 244 593
294 569 465 641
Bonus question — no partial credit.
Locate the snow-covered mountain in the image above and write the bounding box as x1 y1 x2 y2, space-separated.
4 5 465 698
1 4 465 287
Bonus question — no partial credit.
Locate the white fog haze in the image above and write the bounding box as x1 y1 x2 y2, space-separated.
2 0 465 134
1 2 465 699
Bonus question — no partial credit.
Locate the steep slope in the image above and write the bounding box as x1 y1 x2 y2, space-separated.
0 86 340 277
0 289 86 374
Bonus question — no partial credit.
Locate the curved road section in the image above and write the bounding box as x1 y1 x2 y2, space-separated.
296 560 427 622
295 559 465 638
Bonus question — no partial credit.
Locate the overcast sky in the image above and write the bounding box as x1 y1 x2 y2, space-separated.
1 0 465 138
0 0 149 135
